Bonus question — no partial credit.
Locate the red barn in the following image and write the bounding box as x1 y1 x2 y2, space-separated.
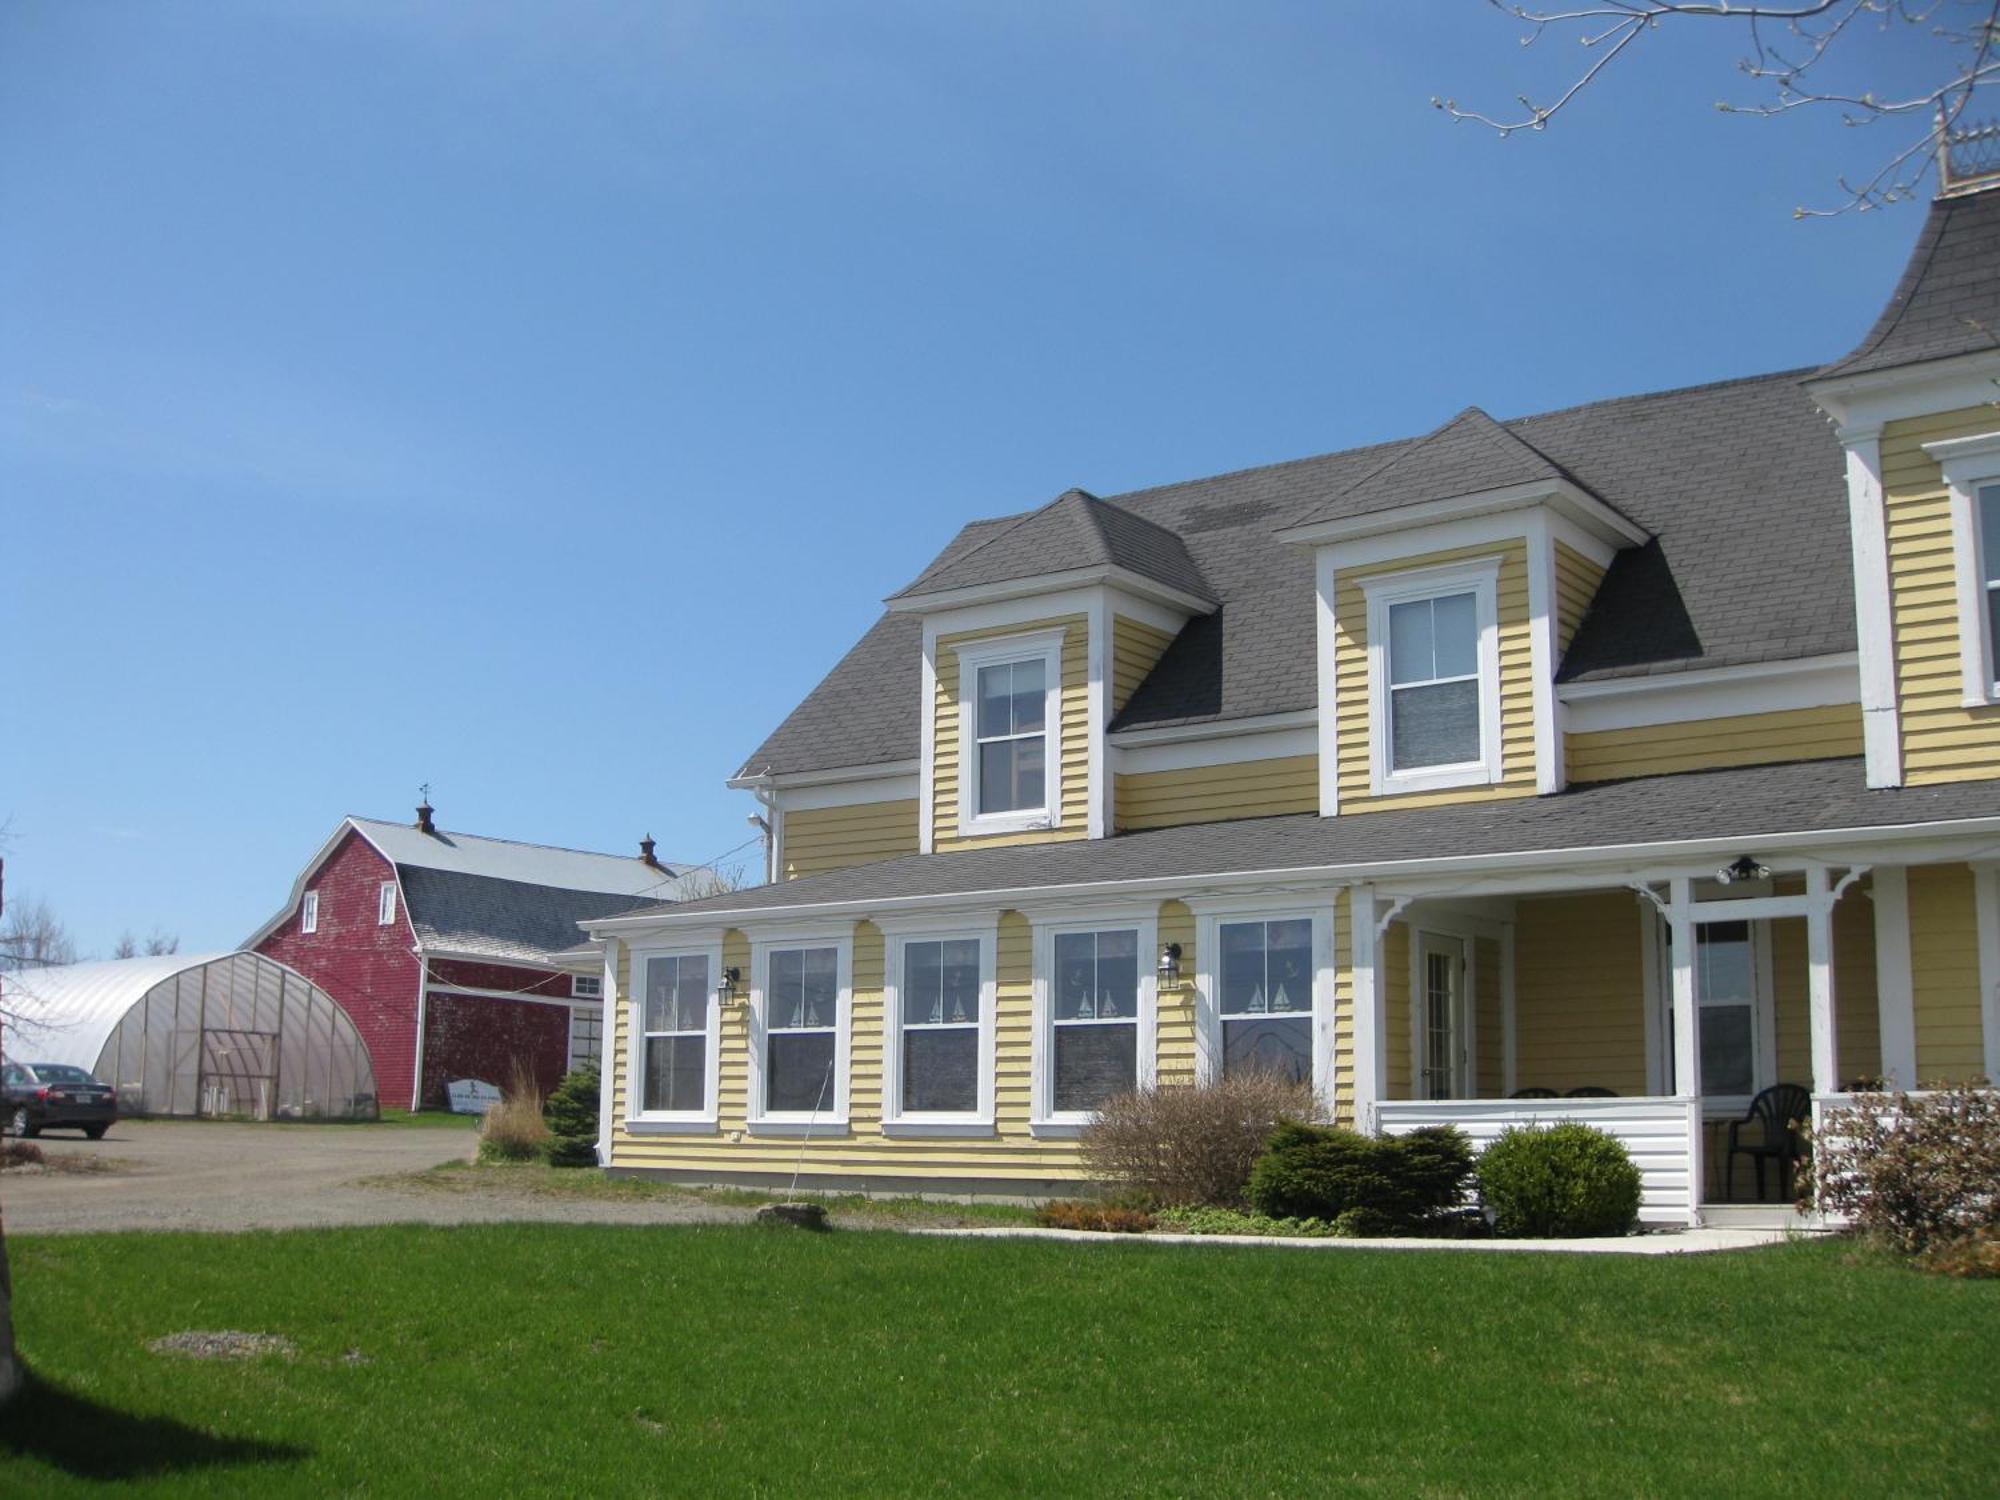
247 804 700 1110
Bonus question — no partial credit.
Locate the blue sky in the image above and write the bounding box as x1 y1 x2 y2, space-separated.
0 3 1953 955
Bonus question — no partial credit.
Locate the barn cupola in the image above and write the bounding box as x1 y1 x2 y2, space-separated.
415 798 437 835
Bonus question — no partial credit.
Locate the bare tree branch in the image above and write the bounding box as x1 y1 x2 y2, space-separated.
1434 0 2000 214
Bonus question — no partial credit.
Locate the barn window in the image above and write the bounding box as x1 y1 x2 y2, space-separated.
378 881 397 926
301 891 319 934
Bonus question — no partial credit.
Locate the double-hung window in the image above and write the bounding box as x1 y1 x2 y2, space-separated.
1216 917 1314 1084
954 629 1064 835
1031 913 1158 1131
633 952 715 1122
301 890 319 934
884 928 995 1130
1923 431 2000 705
753 937 850 1130
1363 561 1501 796
1694 921 1761 1107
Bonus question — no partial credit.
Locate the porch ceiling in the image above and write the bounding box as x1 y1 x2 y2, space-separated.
607 758 2000 925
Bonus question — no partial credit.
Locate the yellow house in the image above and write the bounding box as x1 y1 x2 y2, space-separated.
584 159 2000 1226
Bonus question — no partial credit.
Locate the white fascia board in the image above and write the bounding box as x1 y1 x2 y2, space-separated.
575 815 2000 933
1805 350 2000 430
1316 509 1534 573
1111 708 1317 748
1275 478 1649 552
1559 653 1861 733
888 566 1215 620
729 759 920 792
778 773 921 811
1101 583 1193 636
1116 723 1317 775
922 585 1102 642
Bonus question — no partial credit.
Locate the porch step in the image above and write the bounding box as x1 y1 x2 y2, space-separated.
1700 1203 1818 1231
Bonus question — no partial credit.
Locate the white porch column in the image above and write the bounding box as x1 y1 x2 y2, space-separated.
1871 865 1918 1090
1667 877 1697 1097
1350 886 1383 1132
1806 864 1840 1096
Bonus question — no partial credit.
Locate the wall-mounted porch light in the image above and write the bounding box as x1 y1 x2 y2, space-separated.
1715 854 1772 886
716 966 743 1005
1157 942 1184 990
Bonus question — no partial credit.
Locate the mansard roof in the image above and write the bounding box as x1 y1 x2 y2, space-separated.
738 368 1853 779
889 487 1215 606
1818 183 2000 381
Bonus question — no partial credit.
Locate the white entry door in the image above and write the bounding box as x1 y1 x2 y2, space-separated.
1416 932 1469 1100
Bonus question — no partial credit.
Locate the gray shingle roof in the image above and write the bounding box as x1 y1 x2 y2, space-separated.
609 758 2000 922
1285 406 1590 531
891 488 1214 605
400 867 663 965
1818 186 2000 380
739 366 1856 774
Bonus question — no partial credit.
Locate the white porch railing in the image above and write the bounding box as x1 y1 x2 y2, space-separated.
1375 1096 1703 1227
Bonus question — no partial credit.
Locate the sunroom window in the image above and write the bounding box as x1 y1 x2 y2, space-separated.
1217 919 1312 1083
765 946 839 1114
898 938 982 1113
975 658 1047 815
1051 929 1140 1113
640 953 710 1114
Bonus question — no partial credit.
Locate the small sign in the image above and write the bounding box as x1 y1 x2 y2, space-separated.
446 1079 502 1115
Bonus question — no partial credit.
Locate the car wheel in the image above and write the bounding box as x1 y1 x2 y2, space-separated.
8 1107 34 1138
84 1125 109 1140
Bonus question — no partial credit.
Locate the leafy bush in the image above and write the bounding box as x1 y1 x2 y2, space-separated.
1035 1199 1154 1233
1081 1073 1324 1207
1247 1121 1474 1228
1811 1085 2000 1254
542 1065 600 1169
477 1063 551 1164
1477 1122 1642 1238
1154 1205 1342 1238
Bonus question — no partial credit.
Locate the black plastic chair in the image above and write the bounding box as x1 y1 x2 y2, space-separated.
1565 1086 1617 1098
1510 1087 1558 1099
1726 1083 1813 1201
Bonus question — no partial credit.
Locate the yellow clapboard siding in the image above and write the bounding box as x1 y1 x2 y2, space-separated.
781 800 920 880
1112 615 1177 717
1475 934 1503 1097
1554 541 1605 656
1511 892 1648 1096
1156 900 1198 1086
934 613 1091 851
1908 863 1987 1082
1114 755 1319 831
1383 921 1411 1099
1770 885 1882 1088
1330 890 1355 1123
1333 540 1538 813
1566 704 1863 783
1881 406 2000 784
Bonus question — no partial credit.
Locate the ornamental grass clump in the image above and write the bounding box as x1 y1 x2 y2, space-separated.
1081 1073 1323 1207
477 1063 551 1164
1477 1122 1642 1239
1247 1121 1474 1230
1811 1084 2000 1258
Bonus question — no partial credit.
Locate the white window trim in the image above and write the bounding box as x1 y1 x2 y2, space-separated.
1924 431 2000 707
301 890 319 935
954 627 1066 838
572 974 603 1000
1689 917 1776 1123
1189 896 1336 1112
566 1001 604 1074
1029 907 1158 1136
747 927 853 1135
377 881 397 926
1408 927 1476 1103
879 916 1000 1136
1362 558 1503 797
624 941 723 1133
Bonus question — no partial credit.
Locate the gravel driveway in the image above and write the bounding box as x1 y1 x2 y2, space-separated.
1 1120 750 1236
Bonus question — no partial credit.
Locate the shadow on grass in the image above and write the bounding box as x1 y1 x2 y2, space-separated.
0 1369 308 1481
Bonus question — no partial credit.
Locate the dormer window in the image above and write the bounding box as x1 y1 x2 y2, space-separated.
1364 560 1502 796
1922 432 2000 706
955 627 1065 836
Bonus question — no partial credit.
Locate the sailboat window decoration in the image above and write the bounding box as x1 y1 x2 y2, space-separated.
1050 928 1142 1115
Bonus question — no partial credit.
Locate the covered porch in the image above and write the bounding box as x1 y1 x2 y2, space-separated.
1350 857 1976 1227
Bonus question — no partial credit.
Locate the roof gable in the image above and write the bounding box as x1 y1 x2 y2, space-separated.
889 488 1214 606
1285 406 1570 530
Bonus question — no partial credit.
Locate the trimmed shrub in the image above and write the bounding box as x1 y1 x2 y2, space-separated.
1247 1122 1474 1228
1811 1084 2000 1254
542 1066 601 1169
477 1063 551 1164
1081 1073 1324 1207
1154 1205 1341 1237
1035 1200 1155 1233
1477 1122 1642 1238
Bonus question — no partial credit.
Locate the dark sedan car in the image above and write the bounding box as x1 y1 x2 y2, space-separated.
1 1062 118 1138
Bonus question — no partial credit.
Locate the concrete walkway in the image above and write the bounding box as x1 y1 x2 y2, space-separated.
909 1225 1795 1254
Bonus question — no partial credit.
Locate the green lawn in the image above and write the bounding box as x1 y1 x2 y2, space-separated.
1 1228 1992 1497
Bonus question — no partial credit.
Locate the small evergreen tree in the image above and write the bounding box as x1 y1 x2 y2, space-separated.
542 1066 601 1168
